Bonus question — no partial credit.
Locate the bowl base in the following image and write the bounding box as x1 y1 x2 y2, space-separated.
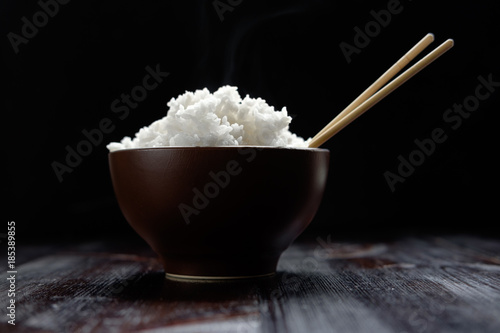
160 253 281 281
165 271 275 282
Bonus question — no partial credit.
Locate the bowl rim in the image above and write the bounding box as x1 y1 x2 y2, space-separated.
108 146 330 154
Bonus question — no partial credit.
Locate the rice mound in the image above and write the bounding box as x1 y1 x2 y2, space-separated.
107 86 309 151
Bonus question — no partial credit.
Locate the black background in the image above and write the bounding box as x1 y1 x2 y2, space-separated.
2 0 499 242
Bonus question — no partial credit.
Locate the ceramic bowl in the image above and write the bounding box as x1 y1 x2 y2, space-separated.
109 146 329 280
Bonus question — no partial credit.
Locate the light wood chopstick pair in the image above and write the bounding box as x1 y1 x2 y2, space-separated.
308 33 454 148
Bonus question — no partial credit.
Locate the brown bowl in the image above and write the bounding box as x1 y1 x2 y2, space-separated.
109 146 329 280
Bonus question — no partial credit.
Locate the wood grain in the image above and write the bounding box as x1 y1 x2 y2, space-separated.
1 236 499 332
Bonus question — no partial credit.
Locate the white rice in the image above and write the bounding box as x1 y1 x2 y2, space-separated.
107 86 309 151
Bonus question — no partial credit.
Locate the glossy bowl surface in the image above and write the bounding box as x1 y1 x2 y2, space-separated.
109 146 329 279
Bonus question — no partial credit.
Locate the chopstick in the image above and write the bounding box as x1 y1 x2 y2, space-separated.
308 36 454 148
311 33 435 142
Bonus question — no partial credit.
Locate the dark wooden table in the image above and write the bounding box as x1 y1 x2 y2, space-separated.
2 235 500 332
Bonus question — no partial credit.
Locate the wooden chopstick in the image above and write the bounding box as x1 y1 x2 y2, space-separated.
311 33 435 143
308 38 454 148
